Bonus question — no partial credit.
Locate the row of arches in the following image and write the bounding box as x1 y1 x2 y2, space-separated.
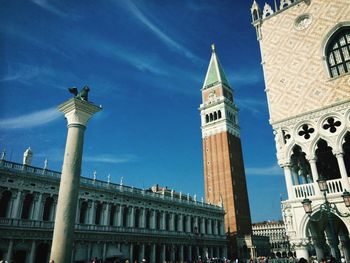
77 200 223 235
288 133 350 186
205 110 222 123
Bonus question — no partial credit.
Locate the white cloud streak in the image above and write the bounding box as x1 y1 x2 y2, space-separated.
236 98 267 115
0 107 61 130
246 164 283 176
84 154 137 164
124 1 204 64
30 0 78 18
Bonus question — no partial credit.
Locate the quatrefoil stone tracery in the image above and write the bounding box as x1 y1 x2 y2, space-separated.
298 124 315 140
323 117 341 133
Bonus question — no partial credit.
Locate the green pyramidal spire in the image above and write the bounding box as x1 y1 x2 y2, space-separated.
203 44 231 89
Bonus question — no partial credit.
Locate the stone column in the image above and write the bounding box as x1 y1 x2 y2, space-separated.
178 214 183 232
50 97 101 263
139 243 145 262
188 245 192 262
294 243 309 260
140 208 146 228
150 244 156 263
170 245 175 262
208 219 212 235
223 246 227 259
213 220 218 235
129 206 135 227
186 215 191 233
151 210 156 229
11 190 22 218
160 244 166 263
28 240 37 263
118 205 123 227
102 242 107 263
282 164 294 200
170 213 175 231
308 158 321 195
103 203 110 226
50 198 57 221
89 200 96 224
6 239 14 262
34 193 43 220
179 245 184 263
130 244 134 263
161 211 166 230
335 152 350 190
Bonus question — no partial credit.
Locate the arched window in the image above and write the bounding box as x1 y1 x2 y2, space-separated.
210 113 213 121
214 112 217 120
218 110 222 119
326 27 350 78
79 201 88 224
206 115 209 123
42 197 53 221
0 190 12 217
316 139 341 181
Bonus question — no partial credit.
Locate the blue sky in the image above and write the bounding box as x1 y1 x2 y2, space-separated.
0 0 285 222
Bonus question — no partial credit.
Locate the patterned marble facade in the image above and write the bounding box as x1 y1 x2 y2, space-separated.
0 156 227 263
251 0 350 261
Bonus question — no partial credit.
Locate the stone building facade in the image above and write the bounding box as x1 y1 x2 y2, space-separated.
252 221 294 258
0 155 227 263
199 45 253 259
251 0 350 261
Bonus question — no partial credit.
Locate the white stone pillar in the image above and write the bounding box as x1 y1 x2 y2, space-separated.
118 205 123 227
139 244 145 262
335 152 350 190
161 211 166 230
171 245 175 262
308 158 321 195
34 193 43 220
102 242 107 263
150 244 156 263
6 239 14 262
11 190 22 218
151 210 156 229
186 215 191 233
295 244 309 260
208 219 213 235
28 240 36 263
170 213 175 231
129 206 135 227
161 244 166 263
89 200 96 224
130 244 134 263
282 164 294 200
188 245 192 262
49 198 57 221
141 208 146 228
179 245 184 263
50 97 101 263
178 214 183 232
103 203 110 226
291 165 300 186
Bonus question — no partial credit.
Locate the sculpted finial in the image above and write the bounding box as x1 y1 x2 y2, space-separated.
68 86 90 101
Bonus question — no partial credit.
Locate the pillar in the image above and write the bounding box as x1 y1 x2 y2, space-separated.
282 164 294 200
34 193 43 220
11 190 22 218
335 152 350 190
89 200 96 224
151 209 156 229
50 97 101 263
294 244 309 260
214 220 218 235
178 214 183 232
139 243 145 262
28 240 37 263
129 206 135 227
102 242 107 263
179 245 184 263
118 205 123 227
150 244 156 263
161 244 166 263
188 245 192 262
171 245 175 262
130 244 134 263
103 203 110 226
308 158 321 195
6 239 14 262
186 215 191 233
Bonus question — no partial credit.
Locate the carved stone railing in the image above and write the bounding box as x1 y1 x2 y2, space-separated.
292 178 349 199
0 217 226 240
293 183 316 198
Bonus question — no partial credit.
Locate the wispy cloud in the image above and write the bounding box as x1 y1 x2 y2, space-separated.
84 154 137 164
0 25 70 58
246 164 282 176
236 98 267 115
229 69 264 86
0 63 52 82
0 107 61 130
123 1 204 64
30 0 79 19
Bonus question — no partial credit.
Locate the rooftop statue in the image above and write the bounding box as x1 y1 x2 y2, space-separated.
68 86 90 101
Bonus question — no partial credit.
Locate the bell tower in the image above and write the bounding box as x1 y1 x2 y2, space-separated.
199 44 252 242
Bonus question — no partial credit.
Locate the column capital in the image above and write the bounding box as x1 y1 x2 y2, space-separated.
58 98 101 127
281 162 291 168
306 155 317 162
334 151 344 157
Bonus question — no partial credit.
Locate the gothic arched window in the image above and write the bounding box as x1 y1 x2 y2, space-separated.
326 27 350 78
